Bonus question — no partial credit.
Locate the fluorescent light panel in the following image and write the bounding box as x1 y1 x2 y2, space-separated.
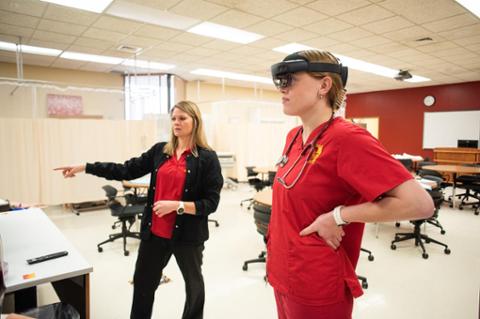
107 0 199 30
455 0 480 18
40 0 113 13
122 59 175 70
61 52 123 64
0 41 62 56
188 22 264 44
191 68 272 84
272 43 430 82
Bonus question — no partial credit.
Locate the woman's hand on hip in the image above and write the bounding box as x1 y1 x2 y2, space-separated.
153 200 178 217
299 212 345 250
54 165 86 178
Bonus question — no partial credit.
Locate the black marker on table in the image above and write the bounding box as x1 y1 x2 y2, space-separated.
27 251 68 265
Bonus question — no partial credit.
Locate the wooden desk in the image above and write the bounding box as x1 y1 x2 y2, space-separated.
0 208 92 318
253 189 272 207
422 165 480 208
253 167 277 181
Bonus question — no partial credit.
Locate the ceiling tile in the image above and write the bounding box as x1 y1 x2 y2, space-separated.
92 16 143 34
32 30 76 45
272 6 328 27
337 5 394 26
329 27 373 42
139 48 179 60
244 20 294 37
74 37 116 50
350 35 392 48
454 35 480 46
362 16 414 34
64 45 104 55
210 9 263 29
120 35 161 49
249 37 288 50
51 58 85 69
151 41 194 53
170 0 228 20
43 5 99 26
37 19 87 36
306 0 370 16
0 0 46 17
304 18 353 36
210 0 297 18
79 63 115 73
423 14 478 33
187 46 220 57
82 28 127 43
369 42 406 54
383 26 434 42
0 23 34 39
303 36 340 49
124 0 182 10
431 47 476 58
170 32 212 46
201 39 241 51
273 28 318 42
325 43 361 55
0 10 39 28
134 25 181 41
415 41 458 53
379 0 464 24
0 34 21 43
439 24 480 41
26 39 69 50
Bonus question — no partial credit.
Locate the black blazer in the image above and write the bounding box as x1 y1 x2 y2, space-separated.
86 142 223 244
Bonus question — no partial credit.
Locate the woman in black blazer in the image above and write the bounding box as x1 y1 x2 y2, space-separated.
56 100 223 319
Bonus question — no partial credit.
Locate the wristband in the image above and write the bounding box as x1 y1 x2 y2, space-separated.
332 205 348 226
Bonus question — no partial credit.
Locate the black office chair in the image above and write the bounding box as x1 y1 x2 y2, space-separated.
242 200 270 272
97 185 143 256
265 170 276 187
453 165 480 214
240 166 266 209
391 180 451 259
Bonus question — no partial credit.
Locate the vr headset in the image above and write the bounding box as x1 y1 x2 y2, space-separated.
271 52 348 89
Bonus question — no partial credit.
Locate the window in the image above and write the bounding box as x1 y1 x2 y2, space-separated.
124 74 175 120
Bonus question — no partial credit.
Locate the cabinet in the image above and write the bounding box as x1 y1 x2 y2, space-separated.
433 147 480 165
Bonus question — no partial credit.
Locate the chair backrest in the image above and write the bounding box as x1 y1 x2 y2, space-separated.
245 166 258 178
418 169 443 180
267 171 276 186
398 159 413 171
253 202 271 236
102 185 118 200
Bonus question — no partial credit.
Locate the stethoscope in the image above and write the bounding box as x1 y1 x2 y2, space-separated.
276 114 334 189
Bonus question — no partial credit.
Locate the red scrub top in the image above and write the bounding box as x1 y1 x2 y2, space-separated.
267 117 412 306
151 150 189 239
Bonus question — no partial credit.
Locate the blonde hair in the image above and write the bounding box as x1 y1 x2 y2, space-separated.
164 100 212 157
298 50 346 111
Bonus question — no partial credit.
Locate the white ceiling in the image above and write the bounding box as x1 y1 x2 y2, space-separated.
0 0 479 93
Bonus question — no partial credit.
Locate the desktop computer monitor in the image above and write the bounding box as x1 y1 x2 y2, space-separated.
457 139 479 148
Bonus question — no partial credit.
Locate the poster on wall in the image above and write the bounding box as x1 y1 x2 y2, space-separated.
47 94 83 116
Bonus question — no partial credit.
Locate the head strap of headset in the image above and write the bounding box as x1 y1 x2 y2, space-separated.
271 52 348 89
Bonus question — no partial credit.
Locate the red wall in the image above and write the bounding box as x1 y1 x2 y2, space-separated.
346 81 480 160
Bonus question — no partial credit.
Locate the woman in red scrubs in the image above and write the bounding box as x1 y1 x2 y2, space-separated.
55 101 223 319
268 50 434 319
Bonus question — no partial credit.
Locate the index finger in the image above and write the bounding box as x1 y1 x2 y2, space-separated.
53 167 69 170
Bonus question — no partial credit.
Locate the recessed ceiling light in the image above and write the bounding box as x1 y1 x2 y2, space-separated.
455 0 480 18
0 41 61 56
191 68 272 84
188 22 264 44
40 0 114 13
272 43 430 82
61 52 123 64
107 0 199 30
122 59 175 70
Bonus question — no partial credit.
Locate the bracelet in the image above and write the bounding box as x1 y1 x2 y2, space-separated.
332 205 348 226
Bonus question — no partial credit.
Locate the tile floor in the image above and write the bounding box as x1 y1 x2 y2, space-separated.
36 184 479 319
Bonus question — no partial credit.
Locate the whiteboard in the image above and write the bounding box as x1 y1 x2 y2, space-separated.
423 111 480 149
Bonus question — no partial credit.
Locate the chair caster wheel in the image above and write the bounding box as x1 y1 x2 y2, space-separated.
444 248 451 254
390 244 396 250
475 211 479 215
368 255 374 262
395 222 400 227
422 253 429 259
242 264 248 271
111 225 116 229
362 282 368 289
98 247 103 253
459 207 463 210
440 230 446 235
124 250 129 256
449 204 453 208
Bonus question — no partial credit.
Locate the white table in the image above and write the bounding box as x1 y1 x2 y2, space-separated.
0 208 93 318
